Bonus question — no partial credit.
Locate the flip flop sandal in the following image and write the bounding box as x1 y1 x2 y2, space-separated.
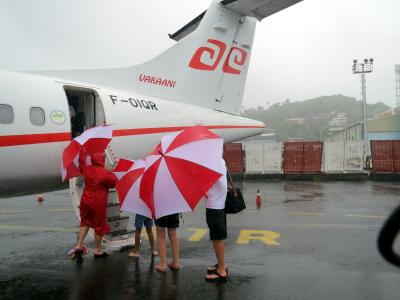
94 252 109 258
168 264 180 271
71 249 83 260
81 245 88 256
207 264 228 275
155 265 168 272
69 246 88 256
128 252 140 258
207 264 218 273
205 270 228 283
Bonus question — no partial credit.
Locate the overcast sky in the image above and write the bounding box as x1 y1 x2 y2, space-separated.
0 0 399 108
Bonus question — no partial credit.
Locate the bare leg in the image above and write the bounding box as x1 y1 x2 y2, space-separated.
155 226 168 272
76 226 89 249
167 228 180 269
94 233 104 255
128 228 142 257
146 227 157 255
206 240 227 278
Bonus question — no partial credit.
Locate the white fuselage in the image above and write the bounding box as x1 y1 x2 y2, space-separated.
0 70 264 197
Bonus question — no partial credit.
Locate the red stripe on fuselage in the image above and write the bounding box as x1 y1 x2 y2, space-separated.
0 125 264 147
112 125 264 137
0 132 72 147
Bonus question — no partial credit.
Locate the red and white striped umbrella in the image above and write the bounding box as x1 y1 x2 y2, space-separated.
140 125 224 219
116 159 152 218
113 158 135 180
61 125 113 181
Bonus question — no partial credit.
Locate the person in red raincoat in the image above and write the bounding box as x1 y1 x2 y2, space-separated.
73 148 117 258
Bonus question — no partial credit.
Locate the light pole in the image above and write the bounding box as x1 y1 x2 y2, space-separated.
353 58 374 168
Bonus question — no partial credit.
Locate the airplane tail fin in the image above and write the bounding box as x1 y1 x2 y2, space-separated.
34 0 302 115
135 0 257 115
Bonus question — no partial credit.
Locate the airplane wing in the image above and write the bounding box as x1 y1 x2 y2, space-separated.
221 0 303 21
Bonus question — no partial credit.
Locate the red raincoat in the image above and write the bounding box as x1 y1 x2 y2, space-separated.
79 149 117 236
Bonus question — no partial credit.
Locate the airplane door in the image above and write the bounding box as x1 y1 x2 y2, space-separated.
64 86 106 138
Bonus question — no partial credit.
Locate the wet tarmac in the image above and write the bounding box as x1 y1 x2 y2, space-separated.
0 181 399 300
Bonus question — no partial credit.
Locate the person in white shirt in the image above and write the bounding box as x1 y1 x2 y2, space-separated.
204 159 228 283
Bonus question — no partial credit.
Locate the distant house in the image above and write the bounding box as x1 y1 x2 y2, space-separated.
284 118 305 125
329 112 348 132
313 112 334 120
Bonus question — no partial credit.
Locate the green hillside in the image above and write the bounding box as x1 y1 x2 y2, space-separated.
242 95 390 141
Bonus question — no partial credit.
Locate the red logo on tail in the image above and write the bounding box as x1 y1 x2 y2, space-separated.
188 39 226 71
189 39 247 75
223 47 248 75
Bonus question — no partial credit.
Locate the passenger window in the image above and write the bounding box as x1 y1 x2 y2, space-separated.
0 104 14 124
30 107 45 126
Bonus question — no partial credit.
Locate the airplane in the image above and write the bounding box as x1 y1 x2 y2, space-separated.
0 0 303 199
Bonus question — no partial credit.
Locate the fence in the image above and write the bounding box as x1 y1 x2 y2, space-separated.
371 140 400 173
245 142 283 174
324 141 363 172
231 140 399 175
223 143 244 174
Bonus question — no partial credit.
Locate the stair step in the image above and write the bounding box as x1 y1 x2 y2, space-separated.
107 215 129 222
106 203 121 218
105 229 135 241
107 216 130 233
107 229 135 237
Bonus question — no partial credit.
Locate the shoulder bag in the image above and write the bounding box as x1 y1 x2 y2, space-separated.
225 170 246 214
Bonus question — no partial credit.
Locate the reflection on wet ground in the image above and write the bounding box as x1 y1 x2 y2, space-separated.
371 183 400 196
1 181 400 299
0 256 249 300
283 192 325 203
282 182 324 203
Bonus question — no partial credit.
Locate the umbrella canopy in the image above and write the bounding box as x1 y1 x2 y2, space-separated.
113 158 135 180
116 159 152 218
61 125 113 181
140 125 224 219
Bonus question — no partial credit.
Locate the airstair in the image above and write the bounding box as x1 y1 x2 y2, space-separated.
69 147 135 250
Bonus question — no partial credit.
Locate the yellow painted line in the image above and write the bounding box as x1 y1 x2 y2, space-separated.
187 228 209 242
346 214 386 219
289 212 327 216
48 208 75 212
0 210 35 213
0 225 77 233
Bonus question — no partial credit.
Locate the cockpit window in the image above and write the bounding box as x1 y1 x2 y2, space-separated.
30 107 45 126
0 104 14 124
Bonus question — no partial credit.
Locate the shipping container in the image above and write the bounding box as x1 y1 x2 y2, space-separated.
371 140 400 173
284 142 304 173
284 142 323 173
223 143 244 174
